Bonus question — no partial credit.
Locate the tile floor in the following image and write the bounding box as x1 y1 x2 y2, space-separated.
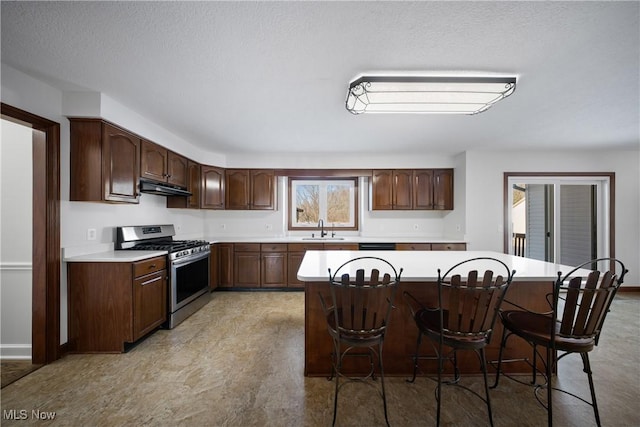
1 291 638 426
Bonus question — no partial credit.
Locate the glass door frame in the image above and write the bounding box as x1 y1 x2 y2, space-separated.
503 172 615 262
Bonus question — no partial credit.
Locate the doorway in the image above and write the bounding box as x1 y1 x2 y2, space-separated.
1 103 60 376
504 172 614 264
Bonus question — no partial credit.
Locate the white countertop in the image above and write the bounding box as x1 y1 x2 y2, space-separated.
205 236 466 244
63 236 466 262
297 250 586 282
64 250 167 262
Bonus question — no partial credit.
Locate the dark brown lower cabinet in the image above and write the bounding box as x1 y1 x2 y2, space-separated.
396 243 432 250
218 243 234 288
261 244 287 288
68 256 167 353
234 243 261 287
209 244 219 290
431 243 466 251
211 241 466 290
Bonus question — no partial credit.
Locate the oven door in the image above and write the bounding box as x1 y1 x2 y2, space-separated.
170 250 210 313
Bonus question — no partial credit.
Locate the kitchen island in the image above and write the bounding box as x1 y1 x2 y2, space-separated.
298 250 584 377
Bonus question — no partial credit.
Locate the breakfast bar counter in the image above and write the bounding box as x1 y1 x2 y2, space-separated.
298 250 580 377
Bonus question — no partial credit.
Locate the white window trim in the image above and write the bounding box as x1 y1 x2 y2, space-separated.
288 177 358 230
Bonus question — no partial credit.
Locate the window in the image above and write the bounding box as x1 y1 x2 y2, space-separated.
288 177 358 231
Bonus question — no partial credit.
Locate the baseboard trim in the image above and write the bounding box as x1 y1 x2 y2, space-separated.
0 344 31 360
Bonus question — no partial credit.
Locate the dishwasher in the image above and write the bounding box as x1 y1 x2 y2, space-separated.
358 242 396 250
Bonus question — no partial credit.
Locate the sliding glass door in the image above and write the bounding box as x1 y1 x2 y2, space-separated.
507 176 610 265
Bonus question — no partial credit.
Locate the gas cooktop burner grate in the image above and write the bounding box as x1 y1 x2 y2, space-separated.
127 240 209 252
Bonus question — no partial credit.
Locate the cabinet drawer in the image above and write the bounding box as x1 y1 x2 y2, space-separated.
431 243 466 251
323 243 359 251
234 243 261 252
396 243 432 251
261 243 287 252
288 243 323 252
134 256 166 277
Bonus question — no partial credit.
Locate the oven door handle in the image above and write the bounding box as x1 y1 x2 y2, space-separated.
171 250 210 267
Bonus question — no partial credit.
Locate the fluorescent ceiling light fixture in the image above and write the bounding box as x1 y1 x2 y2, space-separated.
345 76 517 115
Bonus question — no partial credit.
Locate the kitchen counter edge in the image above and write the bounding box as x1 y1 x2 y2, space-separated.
204 236 466 244
64 250 168 263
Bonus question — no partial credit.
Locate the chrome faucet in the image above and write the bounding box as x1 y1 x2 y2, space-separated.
318 219 327 238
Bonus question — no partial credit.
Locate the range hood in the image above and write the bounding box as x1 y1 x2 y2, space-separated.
139 179 192 197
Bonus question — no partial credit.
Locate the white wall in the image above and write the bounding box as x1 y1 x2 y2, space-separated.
1 119 33 359
464 150 640 284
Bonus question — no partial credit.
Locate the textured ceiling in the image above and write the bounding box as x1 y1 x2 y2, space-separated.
1 1 639 155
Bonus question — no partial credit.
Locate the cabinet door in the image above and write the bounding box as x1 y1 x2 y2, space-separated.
225 169 251 209
166 160 201 209
288 243 323 288
140 139 168 183
132 270 167 341
167 151 188 188
102 123 140 203
209 244 219 290
218 243 234 287
433 169 454 210
393 170 413 209
414 169 434 210
371 170 393 210
70 119 105 202
201 166 225 209
251 170 276 210
234 251 261 287
187 160 201 208
262 252 287 287
287 252 305 288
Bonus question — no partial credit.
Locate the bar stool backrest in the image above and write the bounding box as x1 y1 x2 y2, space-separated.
328 256 403 340
553 258 628 346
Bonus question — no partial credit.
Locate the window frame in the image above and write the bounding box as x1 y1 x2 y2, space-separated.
287 176 359 231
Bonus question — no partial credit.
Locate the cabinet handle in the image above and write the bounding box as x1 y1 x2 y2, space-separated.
149 264 156 269
141 276 163 286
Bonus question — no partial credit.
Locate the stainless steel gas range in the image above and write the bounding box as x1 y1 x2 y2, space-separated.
116 225 210 328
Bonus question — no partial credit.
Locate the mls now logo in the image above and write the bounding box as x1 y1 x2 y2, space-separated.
3 409 56 420
3 409 28 420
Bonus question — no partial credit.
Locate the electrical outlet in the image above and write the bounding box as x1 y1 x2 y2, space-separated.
413 224 419 231
265 224 273 231
87 228 97 241
456 224 462 232
220 224 226 230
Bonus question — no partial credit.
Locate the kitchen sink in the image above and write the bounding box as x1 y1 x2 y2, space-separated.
301 237 345 240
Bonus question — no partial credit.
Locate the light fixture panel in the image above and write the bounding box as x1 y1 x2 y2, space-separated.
345 76 517 115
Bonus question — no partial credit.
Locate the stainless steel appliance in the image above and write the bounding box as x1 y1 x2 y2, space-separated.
116 225 210 328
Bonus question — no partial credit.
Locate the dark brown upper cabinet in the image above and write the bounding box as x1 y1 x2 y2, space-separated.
70 118 140 203
166 160 202 209
225 169 276 210
140 139 188 189
371 169 453 211
371 169 413 210
432 169 454 210
201 165 225 209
